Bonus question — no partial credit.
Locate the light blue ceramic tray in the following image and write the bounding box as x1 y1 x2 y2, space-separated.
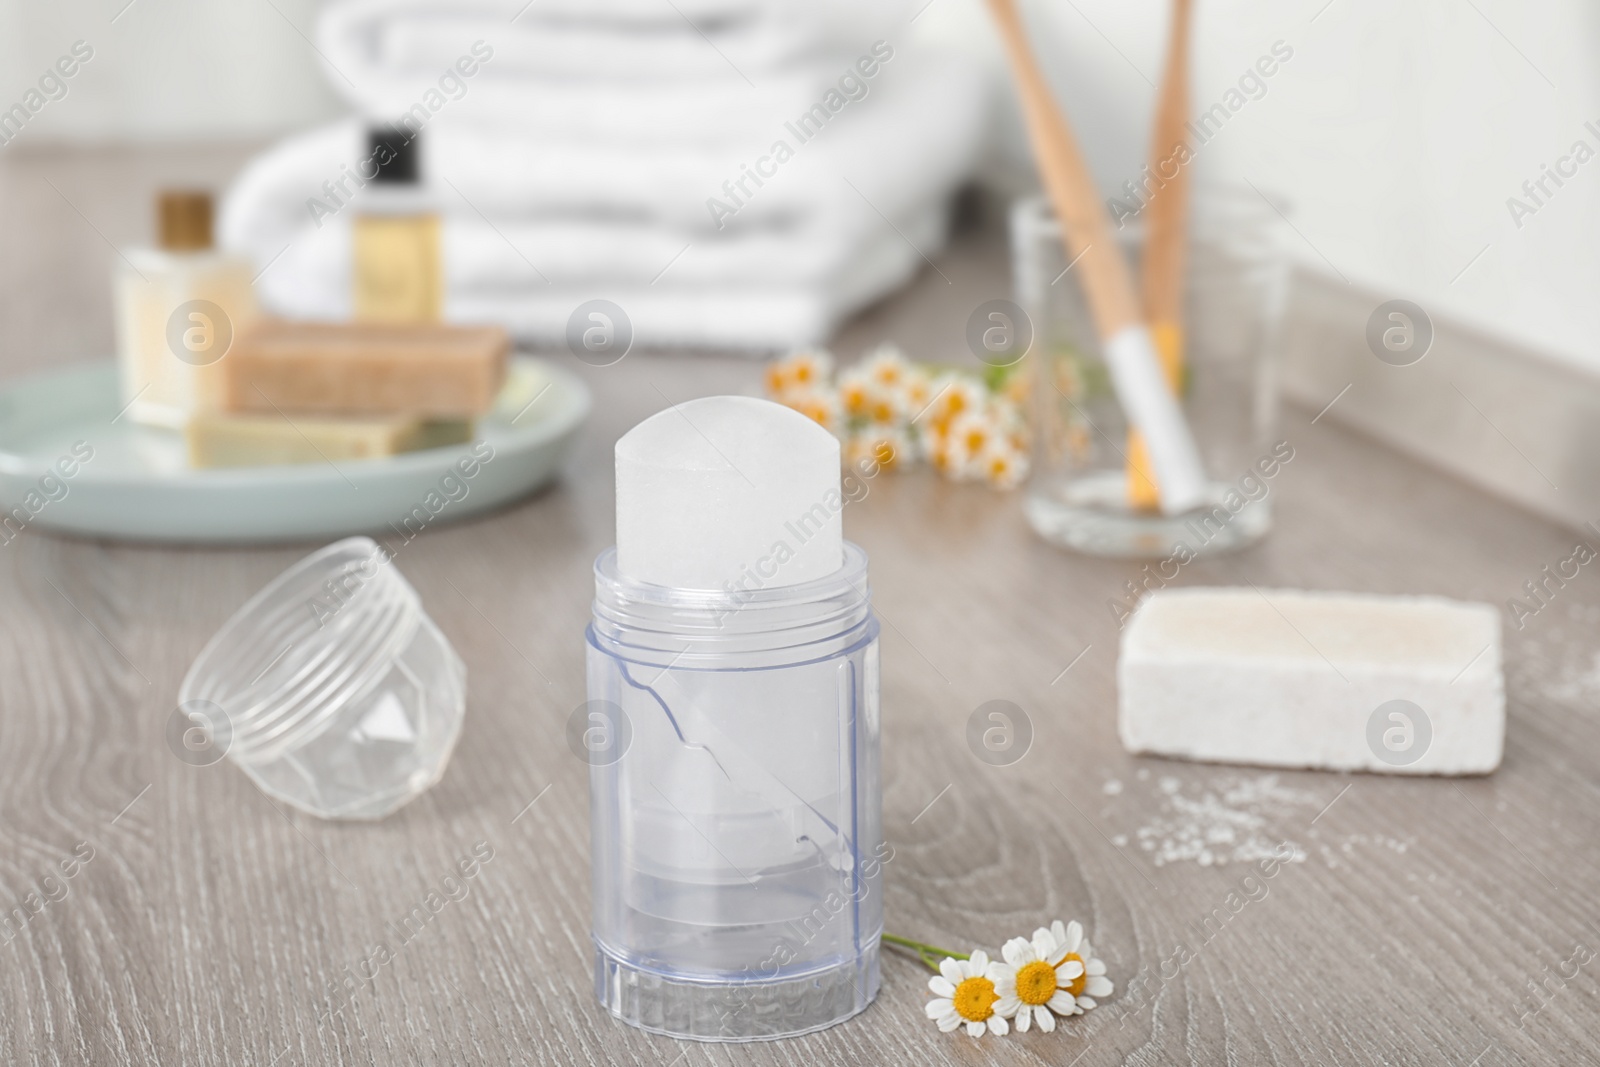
0 355 589 544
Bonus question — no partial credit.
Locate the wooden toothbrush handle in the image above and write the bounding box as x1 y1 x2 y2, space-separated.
1141 0 1193 329
985 0 1141 340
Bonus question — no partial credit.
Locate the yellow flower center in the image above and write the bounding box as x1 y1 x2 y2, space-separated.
1015 960 1058 1006
952 976 997 1022
1060 953 1086 998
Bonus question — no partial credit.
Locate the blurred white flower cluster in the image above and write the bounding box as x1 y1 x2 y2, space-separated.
765 345 1030 489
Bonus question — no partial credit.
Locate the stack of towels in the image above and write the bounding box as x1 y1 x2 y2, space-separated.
221 0 989 351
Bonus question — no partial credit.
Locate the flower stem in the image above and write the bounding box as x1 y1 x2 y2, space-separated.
880 933 970 973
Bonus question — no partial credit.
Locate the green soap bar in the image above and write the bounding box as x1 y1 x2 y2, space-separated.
186 413 473 469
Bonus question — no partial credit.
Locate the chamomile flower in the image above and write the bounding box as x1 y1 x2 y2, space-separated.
990 920 1114 1033
994 929 1083 1032
782 388 843 436
837 368 875 419
765 348 834 398
946 411 1000 479
845 429 907 472
925 374 985 430
864 386 907 426
862 343 912 389
898 366 934 414
922 422 960 476
924 952 1009 1038
1049 921 1113 1017
979 441 1029 490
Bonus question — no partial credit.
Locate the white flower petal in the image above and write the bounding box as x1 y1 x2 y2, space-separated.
1036 1005 1057 1033
1078 995 1097 1010
929 977 956 998
994 994 1022 1017
985 960 1011 984
966 1020 985 1038
925 998 954 1019
937 1012 963 1032
1050 919 1067 946
1002 937 1030 966
939 957 965 985
1086 976 1114 997
993 976 1017 997
1015 1004 1031 1031
1048 990 1077 1014
1032 930 1057 960
989 1014 1009 1036
969 950 990 972
1086 959 1107 976
1062 921 1083 953
1078 938 1095 960
1056 959 1085 981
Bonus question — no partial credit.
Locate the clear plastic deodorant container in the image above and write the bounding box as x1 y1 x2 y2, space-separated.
585 542 884 1041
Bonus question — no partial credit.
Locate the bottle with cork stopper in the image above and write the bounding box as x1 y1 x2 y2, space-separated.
115 190 257 428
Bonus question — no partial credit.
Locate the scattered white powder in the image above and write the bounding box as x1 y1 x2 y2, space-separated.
1131 773 1319 868
1109 770 1418 870
1103 778 1123 796
1508 603 1600 709
1536 649 1600 707
1314 832 1411 870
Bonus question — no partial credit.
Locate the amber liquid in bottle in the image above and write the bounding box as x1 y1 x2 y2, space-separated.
114 190 258 428
353 128 441 324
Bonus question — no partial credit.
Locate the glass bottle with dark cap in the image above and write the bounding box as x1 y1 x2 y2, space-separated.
114 190 258 428
352 127 442 323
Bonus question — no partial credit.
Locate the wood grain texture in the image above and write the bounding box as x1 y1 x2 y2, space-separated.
2 146 1599 1067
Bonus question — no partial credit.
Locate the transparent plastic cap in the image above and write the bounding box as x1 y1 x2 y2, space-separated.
178 536 465 820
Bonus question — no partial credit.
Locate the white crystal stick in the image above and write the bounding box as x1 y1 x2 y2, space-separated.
615 395 843 590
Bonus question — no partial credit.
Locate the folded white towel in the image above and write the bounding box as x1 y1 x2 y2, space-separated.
451 289 872 352
377 17 819 82
223 2 984 350
249 210 943 349
317 0 917 141
322 0 913 45
223 52 983 237
255 207 944 293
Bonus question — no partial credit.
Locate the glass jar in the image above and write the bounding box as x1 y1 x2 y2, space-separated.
586 543 883 1041
1014 188 1287 558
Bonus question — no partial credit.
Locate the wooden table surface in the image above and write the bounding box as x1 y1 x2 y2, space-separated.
3 145 1599 1067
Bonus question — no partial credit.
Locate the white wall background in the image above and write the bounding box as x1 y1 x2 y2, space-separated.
4 0 1599 374
0 0 343 141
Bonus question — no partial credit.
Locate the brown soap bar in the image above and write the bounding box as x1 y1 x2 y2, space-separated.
223 320 509 417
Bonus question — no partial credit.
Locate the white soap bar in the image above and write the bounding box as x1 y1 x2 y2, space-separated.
615 395 842 590
1118 588 1503 775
